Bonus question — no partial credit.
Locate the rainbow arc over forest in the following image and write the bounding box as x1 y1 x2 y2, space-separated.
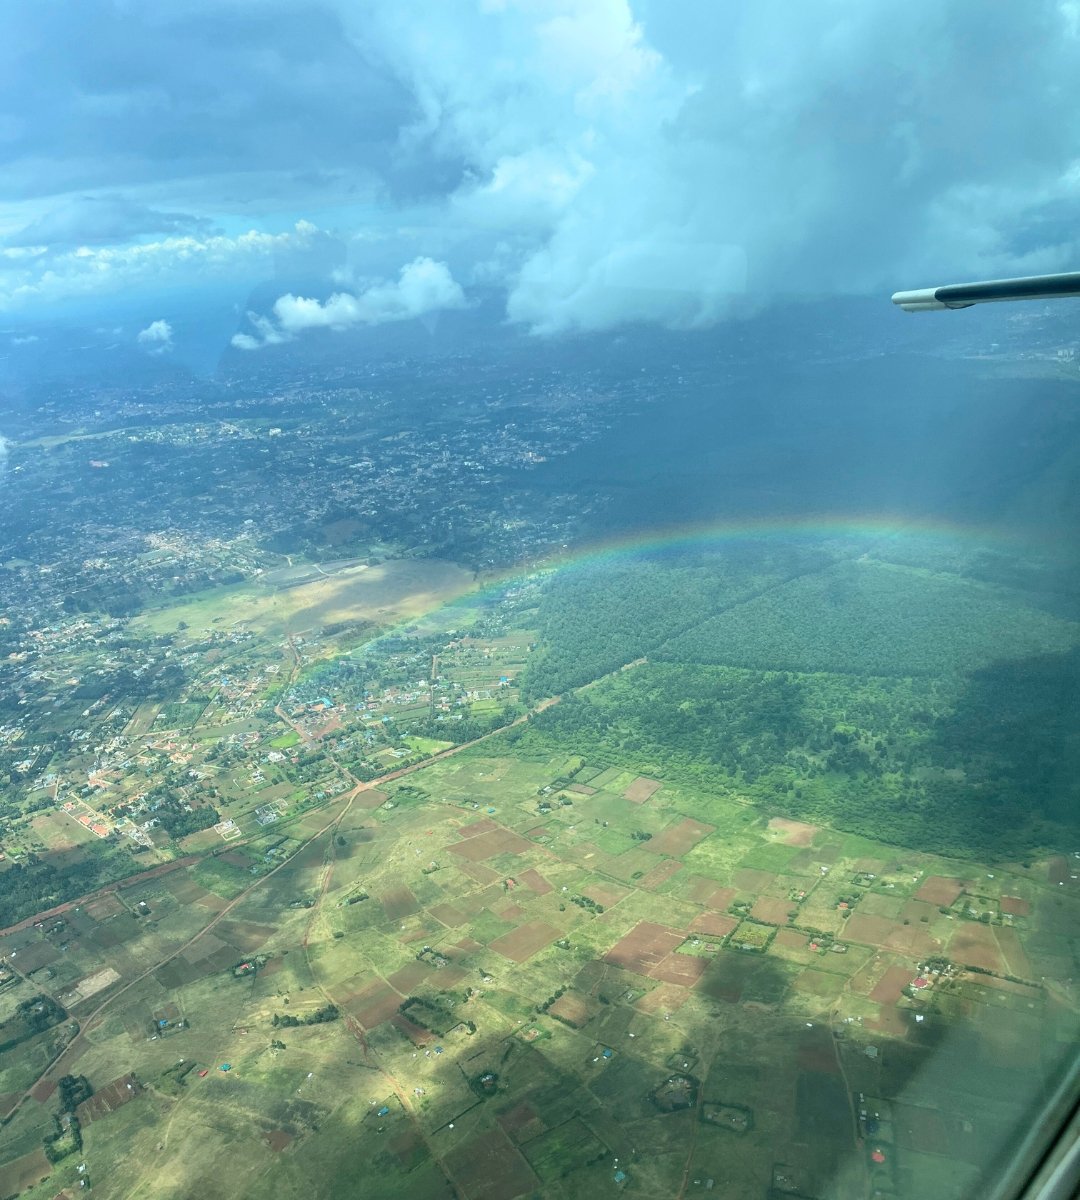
383 510 1028 640
526 511 1019 573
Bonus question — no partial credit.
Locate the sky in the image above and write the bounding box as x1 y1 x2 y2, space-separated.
1 0 1079 349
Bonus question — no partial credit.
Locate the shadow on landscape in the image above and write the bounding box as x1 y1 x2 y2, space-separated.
355 945 1015 1200
923 646 1080 849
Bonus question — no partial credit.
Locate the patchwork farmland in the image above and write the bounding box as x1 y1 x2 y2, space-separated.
0 742 1074 1200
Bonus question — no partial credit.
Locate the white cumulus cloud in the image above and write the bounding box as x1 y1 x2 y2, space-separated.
137 318 173 352
233 256 466 349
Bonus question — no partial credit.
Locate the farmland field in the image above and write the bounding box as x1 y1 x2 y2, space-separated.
2 534 1078 1200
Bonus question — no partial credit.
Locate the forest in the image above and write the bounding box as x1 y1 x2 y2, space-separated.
0 843 138 928
656 559 1079 676
519 540 841 700
496 539 1080 860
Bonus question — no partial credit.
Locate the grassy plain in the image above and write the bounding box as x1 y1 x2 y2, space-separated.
2 736 1075 1200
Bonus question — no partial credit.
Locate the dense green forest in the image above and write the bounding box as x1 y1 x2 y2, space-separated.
655 559 1079 676
519 541 841 700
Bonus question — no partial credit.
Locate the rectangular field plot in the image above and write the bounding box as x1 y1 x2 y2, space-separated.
448 828 532 861
689 912 739 939
794 969 845 1000
766 816 819 845
869 965 915 1004
751 897 794 925
378 886 420 921
728 922 774 951
521 1118 607 1182
77 1073 141 1123
637 860 683 890
0 1149 51 1198
644 818 715 856
623 776 663 804
444 1128 537 1200
603 921 685 973
517 868 553 895
344 979 403 1029
994 926 1031 977
947 924 1006 973
488 921 561 963
650 952 708 986
915 875 965 906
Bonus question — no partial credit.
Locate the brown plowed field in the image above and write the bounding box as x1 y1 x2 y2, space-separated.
489 921 560 963
386 962 432 993
948 925 1005 972
449 828 532 861
0 1149 50 1197
379 886 420 920
445 1128 537 1200
650 952 707 986
644 818 715 856
548 991 592 1027
603 921 684 973
869 965 913 1004
77 1074 140 1124
518 868 553 895
346 980 403 1028
458 817 499 837
767 817 818 846
623 777 662 804
915 875 964 906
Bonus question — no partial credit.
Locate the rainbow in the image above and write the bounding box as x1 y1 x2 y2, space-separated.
520 510 1021 573
346 510 1028 655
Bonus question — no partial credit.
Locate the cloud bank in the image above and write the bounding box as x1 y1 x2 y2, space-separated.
0 221 326 311
232 256 466 349
2 1 1080 334
347 0 1080 331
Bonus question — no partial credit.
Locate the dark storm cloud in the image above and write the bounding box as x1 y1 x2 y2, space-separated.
0 0 418 205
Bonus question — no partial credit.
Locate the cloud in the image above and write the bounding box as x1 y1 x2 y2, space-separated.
137 318 173 351
4 196 215 248
0 4 414 208
0 220 330 311
3 2 1080 334
0 433 9 478
340 0 1080 332
233 256 466 348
